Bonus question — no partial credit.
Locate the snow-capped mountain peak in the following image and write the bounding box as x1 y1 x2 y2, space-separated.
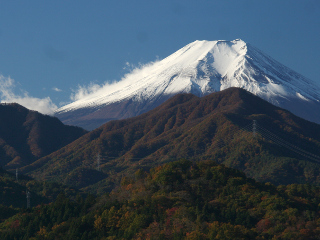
57 39 248 113
55 39 320 130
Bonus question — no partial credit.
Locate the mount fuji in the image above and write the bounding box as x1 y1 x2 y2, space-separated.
55 39 320 130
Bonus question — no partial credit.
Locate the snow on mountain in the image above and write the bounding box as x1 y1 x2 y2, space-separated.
55 39 320 130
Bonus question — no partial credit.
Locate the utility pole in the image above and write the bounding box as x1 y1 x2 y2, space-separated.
253 120 257 137
16 168 18 181
97 153 101 171
26 190 31 209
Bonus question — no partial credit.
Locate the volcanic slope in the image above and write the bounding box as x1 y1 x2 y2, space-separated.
0 103 87 170
55 39 320 130
23 88 320 192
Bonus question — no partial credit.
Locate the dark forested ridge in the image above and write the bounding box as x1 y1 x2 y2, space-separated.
0 166 83 223
2 159 320 239
19 88 320 192
0 103 87 170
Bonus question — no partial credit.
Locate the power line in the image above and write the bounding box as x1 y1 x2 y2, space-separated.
97 153 101 171
26 190 31 209
213 123 253 149
253 120 257 137
255 123 320 163
91 120 320 169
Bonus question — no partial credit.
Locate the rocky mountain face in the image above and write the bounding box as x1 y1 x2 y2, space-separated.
0 103 87 170
55 39 320 130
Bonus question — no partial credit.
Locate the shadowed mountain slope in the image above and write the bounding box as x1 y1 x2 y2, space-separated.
22 88 320 192
0 103 87 170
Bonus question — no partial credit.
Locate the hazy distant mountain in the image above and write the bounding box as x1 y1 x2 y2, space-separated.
24 88 320 190
0 103 87 169
55 39 320 130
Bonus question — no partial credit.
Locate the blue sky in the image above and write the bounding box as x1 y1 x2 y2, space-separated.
0 0 319 113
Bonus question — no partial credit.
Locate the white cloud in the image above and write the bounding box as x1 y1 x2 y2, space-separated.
0 75 58 115
70 82 103 101
52 87 62 92
69 60 160 102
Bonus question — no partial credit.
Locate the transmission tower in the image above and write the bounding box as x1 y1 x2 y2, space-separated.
26 190 31 208
97 153 101 171
253 120 257 137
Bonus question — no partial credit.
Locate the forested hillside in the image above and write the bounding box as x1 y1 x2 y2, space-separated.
2 159 320 239
20 88 320 193
0 103 87 170
0 166 83 223
3 89 320 238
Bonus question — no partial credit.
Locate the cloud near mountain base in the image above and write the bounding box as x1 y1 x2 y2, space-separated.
0 75 58 115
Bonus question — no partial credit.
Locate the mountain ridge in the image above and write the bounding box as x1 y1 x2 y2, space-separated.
55 39 320 130
21 88 320 192
0 103 87 170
